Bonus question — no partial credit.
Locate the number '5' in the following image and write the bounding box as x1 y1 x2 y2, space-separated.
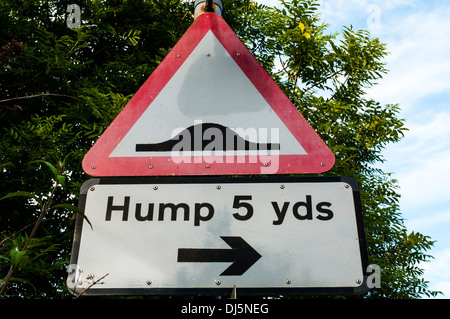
232 195 253 220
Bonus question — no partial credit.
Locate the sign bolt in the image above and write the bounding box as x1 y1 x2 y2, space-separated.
285 279 291 285
206 164 211 168
216 185 221 190
215 280 221 285
280 184 285 189
91 165 96 169
146 280 152 285
90 187 95 191
356 279 362 285
153 186 158 190
148 164 153 169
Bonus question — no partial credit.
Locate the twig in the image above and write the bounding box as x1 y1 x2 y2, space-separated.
0 223 34 247
293 55 302 85
0 266 14 294
0 93 85 104
74 273 109 299
272 54 289 76
0 186 57 295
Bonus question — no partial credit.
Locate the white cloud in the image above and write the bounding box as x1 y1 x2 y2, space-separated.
256 0 280 7
381 111 450 206
371 4 450 298
420 249 450 298
368 4 450 109
406 209 450 233
379 112 450 238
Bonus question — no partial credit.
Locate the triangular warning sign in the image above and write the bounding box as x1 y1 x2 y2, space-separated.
82 13 334 176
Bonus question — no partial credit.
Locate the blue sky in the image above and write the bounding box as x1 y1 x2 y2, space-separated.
256 0 450 298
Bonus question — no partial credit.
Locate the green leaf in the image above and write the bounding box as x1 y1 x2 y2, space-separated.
298 21 305 33
50 203 92 229
0 255 11 263
50 203 81 213
10 249 26 267
0 191 42 205
56 175 66 187
28 160 59 180
43 161 58 179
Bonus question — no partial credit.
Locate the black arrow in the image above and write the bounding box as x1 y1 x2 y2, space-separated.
177 236 261 276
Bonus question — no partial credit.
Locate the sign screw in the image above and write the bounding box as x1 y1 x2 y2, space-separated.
91 165 96 169
285 279 291 285
216 185 221 190
280 184 285 189
356 279 362 284
344 184 350 188
153 186 158 190
320 162 325 166
236 53 241 56
146 280 152 285
90 187 95 191
206 164 211 168
148 164 153 169
215 280 221 285
177 54 181 57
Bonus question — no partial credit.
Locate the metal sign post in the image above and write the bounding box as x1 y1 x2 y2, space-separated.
194 0 223 18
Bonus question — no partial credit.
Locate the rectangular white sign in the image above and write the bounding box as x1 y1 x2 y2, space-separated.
68 176 369 296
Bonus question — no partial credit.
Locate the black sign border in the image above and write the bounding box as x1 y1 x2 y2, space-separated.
68 175 370 297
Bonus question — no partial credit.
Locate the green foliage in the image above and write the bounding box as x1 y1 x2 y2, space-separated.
0 0 439 298
1 0 193 298
237 0 438 298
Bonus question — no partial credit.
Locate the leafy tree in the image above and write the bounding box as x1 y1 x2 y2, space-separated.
0 0 193 298
0 0 439 298
239 0 439 298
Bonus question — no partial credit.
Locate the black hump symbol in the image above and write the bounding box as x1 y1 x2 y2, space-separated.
135 123 280 152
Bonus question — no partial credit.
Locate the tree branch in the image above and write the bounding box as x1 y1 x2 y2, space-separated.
0 93 85 105
0 186 58 295
74 273 109 299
